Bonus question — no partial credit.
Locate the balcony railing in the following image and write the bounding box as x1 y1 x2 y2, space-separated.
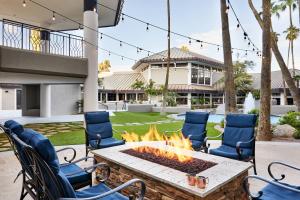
0 19 83 58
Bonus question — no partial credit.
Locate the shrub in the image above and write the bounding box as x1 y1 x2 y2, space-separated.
279 112 300 139
248 109 259 126
220 119 225 128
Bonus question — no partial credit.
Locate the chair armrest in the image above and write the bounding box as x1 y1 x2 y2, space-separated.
86 130 102 148
187 130 207 141
56 147 77 163
60 178 146 200
236 137 255 158
203 132 224 149
268 161 300 182
64 162 111 182
243 175 300 199
61 156 97 166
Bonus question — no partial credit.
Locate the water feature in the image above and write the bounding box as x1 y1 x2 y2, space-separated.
243 92 256 114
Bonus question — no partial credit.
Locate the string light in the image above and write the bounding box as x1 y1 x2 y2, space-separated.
217 46 220 51
100 33 103 39
146 23 149 31
120 41 122 47
95 0 260 55
237 24 240 29
226 5 230 14
108 51 111 56
52 11 56 21
243 32 247 40
121 14 124 21
189 38 191 45
22 0 26 7
200 42 203 48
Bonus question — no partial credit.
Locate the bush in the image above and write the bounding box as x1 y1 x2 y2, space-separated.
248 109 259 126
279 112 300 139
220 119 225 128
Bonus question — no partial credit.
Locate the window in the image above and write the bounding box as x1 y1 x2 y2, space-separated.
118 93 125 101
126 93 136 101
107 93 116 101
176 93 188 105
190 64 211 85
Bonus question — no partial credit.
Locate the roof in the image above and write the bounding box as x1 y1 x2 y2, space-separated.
101 71 215 92
132 47 224 70
102 72 145 91
0 0 123 30
251 69 300 90
212 69 300 90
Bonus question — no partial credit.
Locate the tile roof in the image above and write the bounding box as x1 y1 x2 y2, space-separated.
102 72 145 91
132 47 224 70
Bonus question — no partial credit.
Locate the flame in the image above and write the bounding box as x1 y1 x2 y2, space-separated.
122 125 193 162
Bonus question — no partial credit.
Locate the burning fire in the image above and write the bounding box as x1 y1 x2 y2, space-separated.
122 125 193 162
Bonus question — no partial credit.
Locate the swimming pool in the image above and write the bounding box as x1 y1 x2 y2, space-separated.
174 114 280 124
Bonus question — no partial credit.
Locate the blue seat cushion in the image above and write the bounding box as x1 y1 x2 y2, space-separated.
76 182 128 200
258 182 300 200
4 120 24 136
182 112 209 141
87 122 113 140
19 129 60 174
60 163 91 186
89 138 125 149
209 145 253 160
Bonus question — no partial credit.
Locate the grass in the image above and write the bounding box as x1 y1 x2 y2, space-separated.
48 112 221 146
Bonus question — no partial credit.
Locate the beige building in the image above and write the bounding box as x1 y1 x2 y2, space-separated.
100 48 300 108
99 47 224 108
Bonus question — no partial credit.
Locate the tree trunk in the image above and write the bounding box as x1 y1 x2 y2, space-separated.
289 5 296 77
248 0 300 111
220 0 236 113
161 0 171 115
283 41 291 105
257 0 272 141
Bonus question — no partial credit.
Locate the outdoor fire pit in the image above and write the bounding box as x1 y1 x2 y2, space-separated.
92 141 252 200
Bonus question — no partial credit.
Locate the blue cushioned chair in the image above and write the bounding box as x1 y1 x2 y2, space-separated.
84 111 125 157
164 112 209 151
205 114 258 174
9 131 145 200
243 161 300 199
1 121 97 196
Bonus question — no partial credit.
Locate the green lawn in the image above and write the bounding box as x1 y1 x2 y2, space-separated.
49 112 221 146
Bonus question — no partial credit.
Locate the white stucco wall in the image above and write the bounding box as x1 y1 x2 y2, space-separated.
51 84 81 115
150 67 189 85
0 88 17 110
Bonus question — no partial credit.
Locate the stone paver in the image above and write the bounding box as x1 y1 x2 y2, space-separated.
1 142 300 199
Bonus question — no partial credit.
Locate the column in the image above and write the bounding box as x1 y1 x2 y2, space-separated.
40 84 51 117
280 92 286 105
148 65 152 82
187 93 192 108
187 62 192 85
40 30 50 53
83 0 98 112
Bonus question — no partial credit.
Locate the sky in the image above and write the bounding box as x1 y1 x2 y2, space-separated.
78 0 300 73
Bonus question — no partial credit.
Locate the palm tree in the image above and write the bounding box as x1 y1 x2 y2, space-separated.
258 0 272 141
161 0 171 115
98 60 111 72
249 0 300 111
220 0 236 113
274 0 298 76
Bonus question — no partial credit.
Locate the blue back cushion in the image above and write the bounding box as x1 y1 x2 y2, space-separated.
20 129 76 197
182 112 209 139
19 129 60 174
4 120 24 136
223 114 257 148
85 111 113 139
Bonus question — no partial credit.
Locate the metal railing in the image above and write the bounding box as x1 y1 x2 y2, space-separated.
0 19 83 58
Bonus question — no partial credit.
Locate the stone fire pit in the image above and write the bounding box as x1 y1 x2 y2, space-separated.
92 142 252 200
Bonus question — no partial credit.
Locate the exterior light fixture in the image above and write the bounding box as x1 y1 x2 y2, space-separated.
22 0 26 7
226 6 230 14
52 11 56 21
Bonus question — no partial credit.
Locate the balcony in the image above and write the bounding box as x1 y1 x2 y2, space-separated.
0 19 88 82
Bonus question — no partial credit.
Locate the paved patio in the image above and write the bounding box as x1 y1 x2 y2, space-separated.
0 141 299 199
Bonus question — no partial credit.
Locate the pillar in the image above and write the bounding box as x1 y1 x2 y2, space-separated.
280 92 286 105
83 0 98 112
187 62 192 85
40 30 50 53
187 93 192 108
40 84 51 117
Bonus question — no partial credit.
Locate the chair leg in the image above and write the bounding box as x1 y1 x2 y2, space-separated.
253 158 257 175
85 146 88 161
19 175 26 200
